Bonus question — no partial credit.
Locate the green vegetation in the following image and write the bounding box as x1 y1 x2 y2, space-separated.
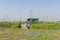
31 23 60 29
0 22 21 28
0 22 60 40
0 28 60 40
0 22 60 29
0 22 13 28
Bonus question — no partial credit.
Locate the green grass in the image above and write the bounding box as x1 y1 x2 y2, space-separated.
0 28 60 40
31 24 60 29
0 22 60 29
0 22 21 28
0 22 60 40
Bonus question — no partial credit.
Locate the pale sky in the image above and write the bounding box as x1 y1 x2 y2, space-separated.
0 0 60 21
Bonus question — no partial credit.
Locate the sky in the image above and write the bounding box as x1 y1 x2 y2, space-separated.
0 0 60 21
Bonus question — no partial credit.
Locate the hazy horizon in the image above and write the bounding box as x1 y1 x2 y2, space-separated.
0 0 60 21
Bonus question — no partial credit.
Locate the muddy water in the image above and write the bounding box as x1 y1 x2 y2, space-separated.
0 30 9 34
